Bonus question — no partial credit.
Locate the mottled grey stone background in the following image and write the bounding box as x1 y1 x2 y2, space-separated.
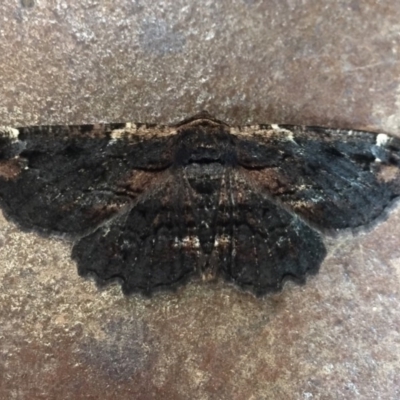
1 1 400 399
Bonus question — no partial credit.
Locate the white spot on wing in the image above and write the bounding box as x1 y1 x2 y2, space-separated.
109 125 177 143
110 125 137 140
0 127 19 139
173 236 200 249
376 133 389 147
214 234 230 247
271 124 297 144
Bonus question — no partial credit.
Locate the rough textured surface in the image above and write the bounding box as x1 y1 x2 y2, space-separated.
1 0 400 399
1 0 400 134
1 209 400 399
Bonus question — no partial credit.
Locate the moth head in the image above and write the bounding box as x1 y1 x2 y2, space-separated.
174 124 236 167
172 112 235 166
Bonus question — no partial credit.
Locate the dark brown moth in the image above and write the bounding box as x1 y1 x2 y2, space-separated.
1 111 400 296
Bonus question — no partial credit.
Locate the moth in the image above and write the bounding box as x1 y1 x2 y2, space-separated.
1 111 399 296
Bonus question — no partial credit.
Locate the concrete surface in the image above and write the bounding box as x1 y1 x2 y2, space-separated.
1 1 400 399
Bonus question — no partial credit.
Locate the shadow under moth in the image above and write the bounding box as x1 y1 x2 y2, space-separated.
1 111 400 296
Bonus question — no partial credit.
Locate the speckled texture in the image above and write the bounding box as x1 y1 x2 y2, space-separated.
1 1 400 134
1 1 400 399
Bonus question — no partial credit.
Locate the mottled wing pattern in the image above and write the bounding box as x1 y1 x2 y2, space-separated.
72 174 197 295
215 169 326 295
180 163 225 256
233 125 400 232
2 117 400 297
0 124 176 236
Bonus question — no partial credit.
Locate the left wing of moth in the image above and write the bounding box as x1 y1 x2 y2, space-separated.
233 125 400 232
0 124 176 237
71 174 198 295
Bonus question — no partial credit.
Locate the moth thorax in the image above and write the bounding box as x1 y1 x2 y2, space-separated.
185 163 223 194
176 127 233 166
